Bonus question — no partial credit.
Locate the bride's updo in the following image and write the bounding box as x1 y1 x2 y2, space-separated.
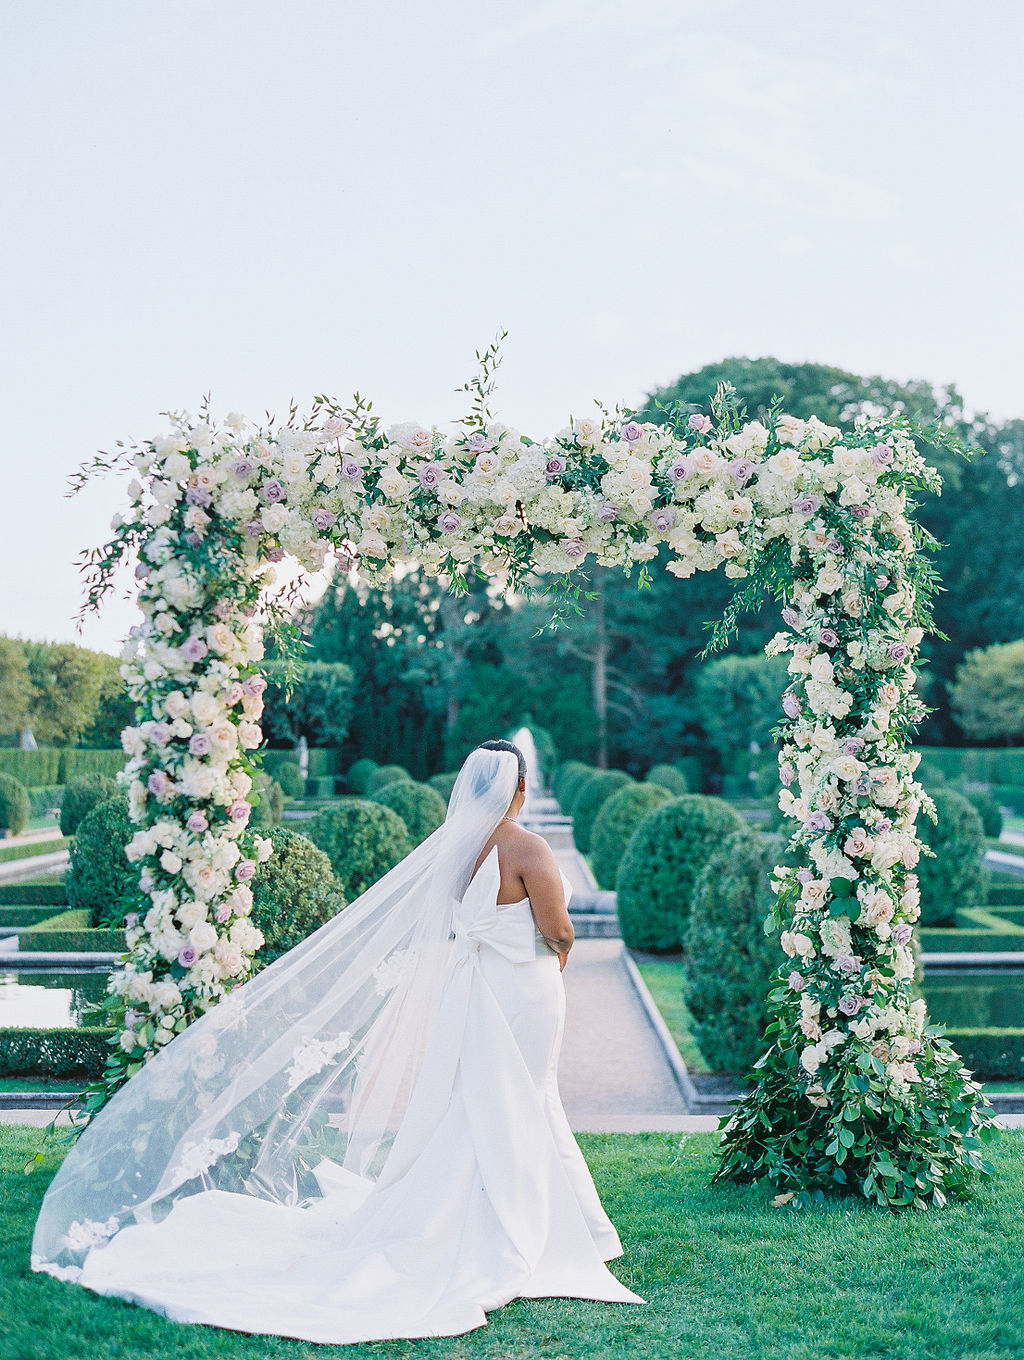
474 739 526 784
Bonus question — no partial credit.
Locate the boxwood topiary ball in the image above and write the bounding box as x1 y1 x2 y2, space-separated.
0 772 30 837
66 794 138 927
346 758 379 794
371 780 447 846
249 828 347 967
917 787 986 926
644 763 689 797
308 798 411 901
59 773 120 836
616 794 745 951
570 769 633 854
365 764 413 795
590 781 673 890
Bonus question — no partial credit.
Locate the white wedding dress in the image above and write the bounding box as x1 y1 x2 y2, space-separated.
42 843 643 1344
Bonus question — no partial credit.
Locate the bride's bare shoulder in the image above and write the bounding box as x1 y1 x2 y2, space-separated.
503 824 556 866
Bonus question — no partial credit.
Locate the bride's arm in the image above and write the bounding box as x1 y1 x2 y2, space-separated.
521 834 574 965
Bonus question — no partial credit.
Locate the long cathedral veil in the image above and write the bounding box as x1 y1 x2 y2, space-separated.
32 746 520 1281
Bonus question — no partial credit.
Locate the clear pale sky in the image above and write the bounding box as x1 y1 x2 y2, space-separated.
3 1 1021 655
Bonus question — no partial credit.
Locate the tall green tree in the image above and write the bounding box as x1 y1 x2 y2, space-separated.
0 637 34 740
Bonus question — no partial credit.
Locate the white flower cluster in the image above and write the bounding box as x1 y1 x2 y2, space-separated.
107 401 941 1108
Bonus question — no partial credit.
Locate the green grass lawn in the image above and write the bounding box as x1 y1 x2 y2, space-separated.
633 957 709 1074
0 837 70 867
2 1126 1023 1360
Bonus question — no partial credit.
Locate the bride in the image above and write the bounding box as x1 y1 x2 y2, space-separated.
31 739 644 1344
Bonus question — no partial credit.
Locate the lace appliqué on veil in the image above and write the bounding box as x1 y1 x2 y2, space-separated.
173 1130 242 1182
285 1033 352 1092
372 948 416 995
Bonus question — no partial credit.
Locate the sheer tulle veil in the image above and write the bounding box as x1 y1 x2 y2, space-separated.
32 746 521 1280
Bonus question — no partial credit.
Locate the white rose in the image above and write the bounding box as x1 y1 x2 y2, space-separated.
189 921 218 952
191 691 221 726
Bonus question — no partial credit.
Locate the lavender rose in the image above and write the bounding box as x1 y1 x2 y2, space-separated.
870 443 894 467
688 413 712 434
597 502 619 523
838 994 864 1016
231 457 253 478
792 494 820 516
819 627 840 648
189 733 212 756
782 691 802 719
261 479 287 504
438 510 462 533
620 421 644 444
807 810 833 832
781 606 800 628
650 508 676 533
235 859 257 882
340 457 363 482
147 769 171 797
669 457 693 483
893 922 913 946
186 811 209 832
562 539 585 561
418 463 444 489
888 642 909 663
312 508 336 532
465 431 493 453
545 456 567 479
177 943 198 967
728 457 754 486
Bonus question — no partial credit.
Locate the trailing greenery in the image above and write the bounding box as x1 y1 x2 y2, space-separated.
917 788 987 926
18 908 125 952
65 796 139 928
684 831 781 1076
939 1028 1024 1081
58 773 119 836
0 772 29 836
5 1128 1024 1360
346 757 379 793
249 828 347 967
590 781 672 889
570 769 633 854
617 795 745 951
308 798 411 901
0 1027 113 1079
370 779 447 846
644 763 689 796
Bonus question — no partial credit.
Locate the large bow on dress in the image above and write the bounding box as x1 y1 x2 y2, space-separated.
450 846 538 964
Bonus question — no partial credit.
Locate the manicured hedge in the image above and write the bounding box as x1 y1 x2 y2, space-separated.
0 773 29 836
273 761 305 799
0 836 71 866
370 780 447 846
920 928 1024 953
366 765 412 795
988 886 1024 907
58 749 126 782
59 773 119 836
914 747 1024 787
917 788 986 927
571 769 633 854
0 749 62 787
306 776 336 798
0 905 66 927
346 758 379 794
250 829 346 967
19 908 126 952
989 784 1024 815
617 795 746 951
942 1027 1024 1081
0 882 67 905
65 796 137 927
645 764 689 797
591 781 672 890
0 1026 113 1079
684 829 780 1076
309 799 411 901
262 748 338 781
427 772 459 803
27 784 64 819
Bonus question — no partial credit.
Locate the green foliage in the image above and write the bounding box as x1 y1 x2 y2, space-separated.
552 760 592 810
684 830 779 1075
0 773 29 836
26 784 64 819
370 780 447 845
0 748 61 787
57 749 125 782
0 906 66 927
261 660 356 747
59 773 119 836
18 909 125 952
0 837 70 866
0 1026 113 1078
427 771 458 802
943 1028 1024 1080
250 775 284 828
249 829 346 967
914 746 1024 787
22 640 125 748
65 796 139 928
963 786 1003 839
645 763 689 796
0 882 67 905
365 764 412 794
308 799 410 901
949 640 1024 742
591 782 672 890
694 653 788 766
617 795 745 951
271 760 304 800
918 788 986 926
571 769 633 854
346 758 378 793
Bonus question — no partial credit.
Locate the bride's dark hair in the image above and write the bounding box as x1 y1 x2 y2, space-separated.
475 739 526 784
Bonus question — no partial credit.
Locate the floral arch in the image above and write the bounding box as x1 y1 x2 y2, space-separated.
76 366 993 1209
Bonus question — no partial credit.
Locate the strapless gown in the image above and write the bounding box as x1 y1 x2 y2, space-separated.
62 846 643 1343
